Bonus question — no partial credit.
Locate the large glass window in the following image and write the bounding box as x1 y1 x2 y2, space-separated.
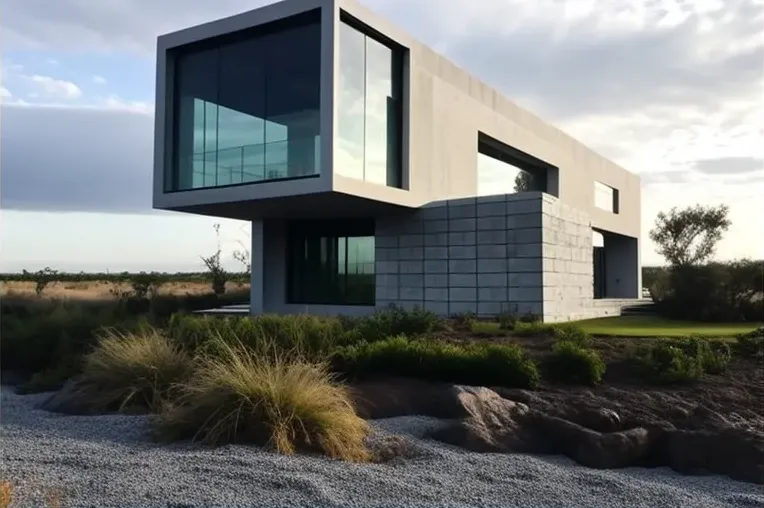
287 219 375 306
337 20 402 188
169 12 321 191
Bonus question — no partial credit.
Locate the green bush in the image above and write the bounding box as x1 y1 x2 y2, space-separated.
679 336 731 375
551 323 592 346
452 311 477 331
734 328 764 359
654 260 763 322
545 341 606 386
512 321 554 337
642 340 703 384
497 311 518 331
332 335 540 389
343 305 440 343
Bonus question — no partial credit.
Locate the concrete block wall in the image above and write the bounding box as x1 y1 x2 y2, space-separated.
375 192 548 317
540 195 596 322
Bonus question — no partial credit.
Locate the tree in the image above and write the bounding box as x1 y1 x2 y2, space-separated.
200 223 228 295
649 204 731 267
514 171 533 193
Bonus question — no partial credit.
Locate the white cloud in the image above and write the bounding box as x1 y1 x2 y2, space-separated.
1 86 11 98
1 0 762 266
92 75 107 85
24 74 82 100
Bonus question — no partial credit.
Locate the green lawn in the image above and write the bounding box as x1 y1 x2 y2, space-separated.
468 315 760 338
574 315 761 338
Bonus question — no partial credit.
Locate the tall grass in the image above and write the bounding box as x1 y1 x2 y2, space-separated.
75 328 193 412
155 341 369 461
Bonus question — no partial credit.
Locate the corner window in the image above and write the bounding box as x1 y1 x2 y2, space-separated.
287 219 376 306
594 181 619 213
336 16 403 188
168 11 321 191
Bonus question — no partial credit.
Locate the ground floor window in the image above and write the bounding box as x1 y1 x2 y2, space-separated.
287 219 375 306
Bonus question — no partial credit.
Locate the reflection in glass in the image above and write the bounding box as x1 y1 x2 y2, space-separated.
337 21 402 188
287 220 375 306
169 15 321 191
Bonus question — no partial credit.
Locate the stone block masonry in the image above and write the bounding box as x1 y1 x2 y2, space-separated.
375 192 550 318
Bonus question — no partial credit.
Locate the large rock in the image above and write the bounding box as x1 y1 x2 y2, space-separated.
351 379 471 420
39 379 97 415
432 386 535 453
666 429 764 484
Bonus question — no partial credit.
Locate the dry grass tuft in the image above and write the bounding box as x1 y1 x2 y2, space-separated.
0 481 12 508
155 341 370 461
77 328 193 412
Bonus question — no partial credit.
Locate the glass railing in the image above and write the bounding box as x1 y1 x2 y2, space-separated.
173 136 320 191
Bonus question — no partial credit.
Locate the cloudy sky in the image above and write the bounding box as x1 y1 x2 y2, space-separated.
1 0 762 272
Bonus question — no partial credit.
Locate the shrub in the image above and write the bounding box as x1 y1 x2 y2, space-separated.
345 305 440 343
154 343 369 461
550 323 592 346
0 300 130 376
74 328 193 412
642 340 703 384
332 336 540 389
545 341 605 386
654 260 763 322
512 321 554 337
452 311 477 331
497 311 518 331
679 336 731 375
734 328 764 359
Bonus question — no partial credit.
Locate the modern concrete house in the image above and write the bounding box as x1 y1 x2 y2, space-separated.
152 0 642 321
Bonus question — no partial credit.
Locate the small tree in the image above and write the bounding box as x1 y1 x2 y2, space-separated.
23 267 58 296
201 223 228 295
649 204 731 267
514 171 533 193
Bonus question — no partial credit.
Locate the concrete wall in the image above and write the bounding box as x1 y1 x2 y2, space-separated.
375 193 548 317
540 197 595 322
336 0 641 240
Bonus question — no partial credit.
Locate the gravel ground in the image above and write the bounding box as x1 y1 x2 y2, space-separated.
2 387 763 508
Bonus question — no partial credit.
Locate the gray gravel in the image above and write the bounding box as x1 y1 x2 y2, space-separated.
2 387 763 508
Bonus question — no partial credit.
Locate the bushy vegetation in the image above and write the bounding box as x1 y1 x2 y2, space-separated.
74 328 194 412
545 341 606 386
343 305 440 342
639 336 732 384
551 323 592 346
154 342 369 461
734 327 764 359
332 335 540 389
651 261 763 323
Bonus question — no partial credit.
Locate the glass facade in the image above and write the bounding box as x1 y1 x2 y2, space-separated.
287 219 375 306
169 13 321 191
337 20 403 188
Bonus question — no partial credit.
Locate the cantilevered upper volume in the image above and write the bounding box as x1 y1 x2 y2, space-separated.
153 0 643 320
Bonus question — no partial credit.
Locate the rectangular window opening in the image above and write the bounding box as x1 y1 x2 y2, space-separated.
476 132 556 197
594 181 619 214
